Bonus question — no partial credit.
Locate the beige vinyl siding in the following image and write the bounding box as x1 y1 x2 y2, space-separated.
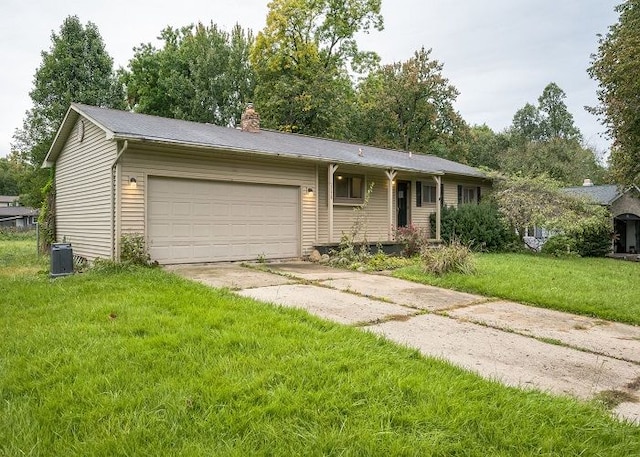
318 167 394 243
55 119 116 260
442 178 490 208
406 177 438 238
119 144 317 256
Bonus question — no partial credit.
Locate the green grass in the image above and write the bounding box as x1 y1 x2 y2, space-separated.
394 253 640 325
1 239 639 455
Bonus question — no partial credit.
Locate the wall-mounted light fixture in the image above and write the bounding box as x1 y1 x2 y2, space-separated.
129 177 137 188
305 187 314 196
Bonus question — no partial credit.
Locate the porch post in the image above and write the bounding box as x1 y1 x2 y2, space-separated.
328 164 338 242
433 175 442 241
385 169 397 241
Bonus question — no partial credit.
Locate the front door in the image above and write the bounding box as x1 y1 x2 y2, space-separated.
397 181 409 228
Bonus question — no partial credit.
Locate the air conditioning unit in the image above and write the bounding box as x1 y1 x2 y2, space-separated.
50 243 73 277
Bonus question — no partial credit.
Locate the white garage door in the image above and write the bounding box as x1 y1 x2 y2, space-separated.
148 177 300 264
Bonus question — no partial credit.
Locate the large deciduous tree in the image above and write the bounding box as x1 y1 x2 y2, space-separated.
12 15 123 206
588 0 640 186
122 23 255 127
350 47 468 160
510 83 581 142
251 0 383 136
503 83 604 185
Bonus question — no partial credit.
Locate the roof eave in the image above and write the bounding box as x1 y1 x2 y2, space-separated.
114 135 464 177
42 103 116 167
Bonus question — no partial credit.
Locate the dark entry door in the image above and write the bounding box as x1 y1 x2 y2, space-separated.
397 181 409 228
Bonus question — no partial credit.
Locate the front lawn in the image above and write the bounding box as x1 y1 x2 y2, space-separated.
394 253 640 325
1 239 639 455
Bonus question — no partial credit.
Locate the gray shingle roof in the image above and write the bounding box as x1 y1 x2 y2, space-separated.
563 184 620 205
0 207 39 217
49 103 486 178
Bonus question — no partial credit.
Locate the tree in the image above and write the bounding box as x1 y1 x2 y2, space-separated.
499 139 606 185
11 15 123 206
251 0 383 136
503 83 602 185
511 103 542 142
510 83 581 142
490 174 610 244
537 83 581 141
350 47 468 160
122 22 255 127
465 124 511 170
0 156 27 196
588 0 640 186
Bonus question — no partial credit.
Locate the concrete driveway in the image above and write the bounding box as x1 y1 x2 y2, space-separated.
167 261 640 424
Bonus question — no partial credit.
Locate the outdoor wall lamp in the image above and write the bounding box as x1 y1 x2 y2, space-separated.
129 177 137 188
306 187 314 196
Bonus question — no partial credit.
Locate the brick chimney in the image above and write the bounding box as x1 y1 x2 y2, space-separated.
240 103 260 132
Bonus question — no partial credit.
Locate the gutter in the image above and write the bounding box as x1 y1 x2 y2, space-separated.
110 140 128 260
113 135 468 178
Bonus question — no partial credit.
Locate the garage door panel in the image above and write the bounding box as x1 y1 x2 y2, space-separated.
148 177 300 264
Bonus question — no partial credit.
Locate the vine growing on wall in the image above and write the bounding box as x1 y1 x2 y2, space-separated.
37 174 56 253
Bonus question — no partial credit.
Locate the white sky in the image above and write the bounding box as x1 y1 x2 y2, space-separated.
0 0 619 159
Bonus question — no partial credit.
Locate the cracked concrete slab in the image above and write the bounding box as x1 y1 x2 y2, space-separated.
322 274 481 311
367 313 640 421
238 284 415 325
167 264 294 289
448 301 640 364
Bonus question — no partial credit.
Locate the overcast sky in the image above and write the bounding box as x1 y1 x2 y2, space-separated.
0 0 620 159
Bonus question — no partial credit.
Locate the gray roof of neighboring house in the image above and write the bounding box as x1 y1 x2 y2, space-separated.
563 184 621 205
0 207 39 217
45 103 487 179
0 195 19 204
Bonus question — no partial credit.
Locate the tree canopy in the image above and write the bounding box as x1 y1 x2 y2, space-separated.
588 0 640 185
349 47 468 160
122 22 255 127
490 173 610 243
250 0 383 136
11 15 123 206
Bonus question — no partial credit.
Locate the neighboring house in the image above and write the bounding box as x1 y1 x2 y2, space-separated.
43 103 489 264
564 180 640 254
0 195 19 207
0 205 39 228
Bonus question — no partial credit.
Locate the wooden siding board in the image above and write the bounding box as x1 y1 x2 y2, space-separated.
55 119 115 260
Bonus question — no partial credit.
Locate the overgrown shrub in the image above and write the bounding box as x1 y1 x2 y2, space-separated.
542 224 610 257
421 240 476 275
541 235 578 257
120 233 153 266
395 224 429 256
430 202 518 252
574 224 611 257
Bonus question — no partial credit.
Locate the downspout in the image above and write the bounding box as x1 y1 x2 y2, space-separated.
111 140 128 260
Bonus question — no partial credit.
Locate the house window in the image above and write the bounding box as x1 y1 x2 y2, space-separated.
334 174 364 204
457 185 481 205
422 185 437 204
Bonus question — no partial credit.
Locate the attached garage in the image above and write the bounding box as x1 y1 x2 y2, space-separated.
147 177 300 264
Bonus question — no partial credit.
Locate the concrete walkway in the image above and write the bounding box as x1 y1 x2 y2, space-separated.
167 262 640 424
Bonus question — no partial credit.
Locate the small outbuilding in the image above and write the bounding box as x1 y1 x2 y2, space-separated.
43 103 489 264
